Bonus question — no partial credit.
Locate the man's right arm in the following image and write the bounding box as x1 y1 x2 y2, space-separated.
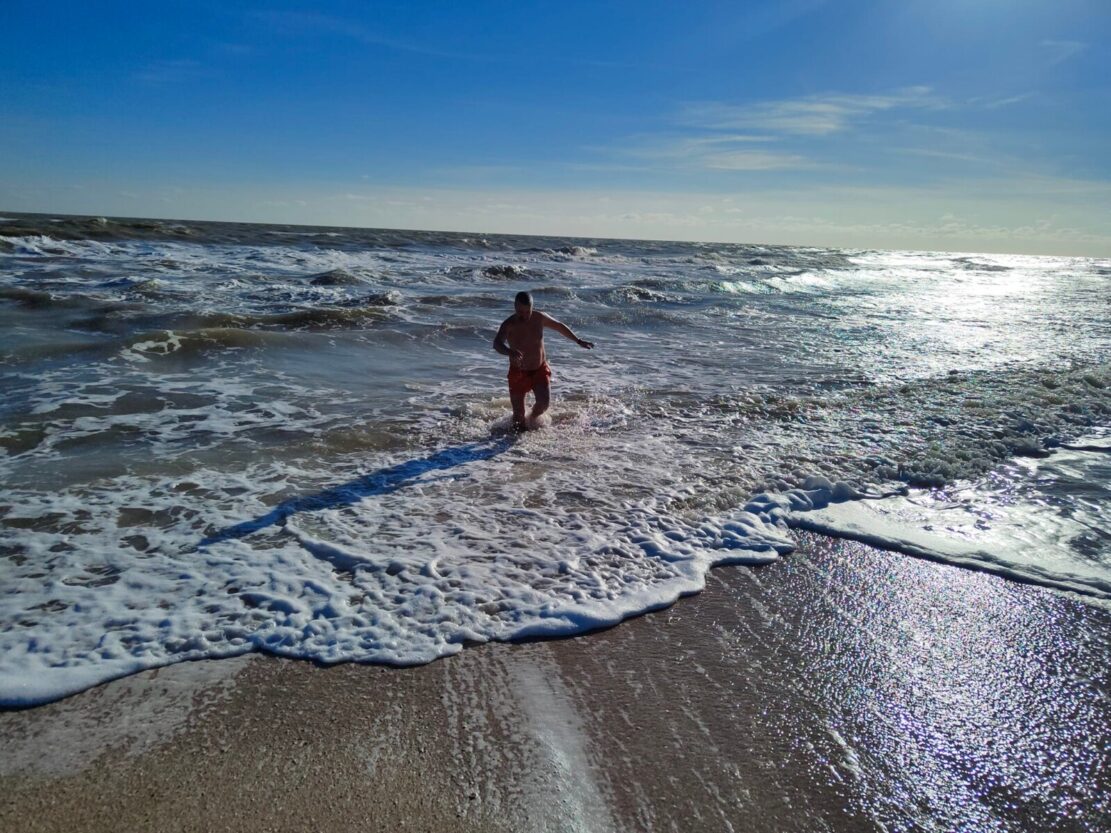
492 320 521 359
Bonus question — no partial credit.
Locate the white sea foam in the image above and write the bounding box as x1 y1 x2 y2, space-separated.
0 430 791 706
0 234 124 258
712 279 766 294
785 443 1111 603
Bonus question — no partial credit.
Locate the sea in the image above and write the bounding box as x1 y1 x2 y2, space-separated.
1 212 1108 707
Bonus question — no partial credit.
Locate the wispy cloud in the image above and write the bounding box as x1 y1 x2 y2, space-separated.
209 41 256 57
133 59 210 86
886 120 1077 183
680 87 944 136
696 0 830 46
601 87 944 174
697 149 811 171
617 134 813 171
251 10 488 62
967 92 1037 110
1042 40 1087 66
897 147 998 167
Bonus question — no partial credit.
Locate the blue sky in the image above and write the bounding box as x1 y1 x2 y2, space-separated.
2 1 1109 254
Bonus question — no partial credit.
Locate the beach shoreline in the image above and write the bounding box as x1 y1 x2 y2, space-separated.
3 532 1108 833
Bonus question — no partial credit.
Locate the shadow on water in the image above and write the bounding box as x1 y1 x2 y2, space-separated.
200 437 516 548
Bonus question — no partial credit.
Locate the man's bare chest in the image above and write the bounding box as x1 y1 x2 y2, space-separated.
505 319 544 345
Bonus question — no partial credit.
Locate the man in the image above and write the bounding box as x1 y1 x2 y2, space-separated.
493 291 594 429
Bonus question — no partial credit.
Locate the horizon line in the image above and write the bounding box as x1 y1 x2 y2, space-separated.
2 207 1101 261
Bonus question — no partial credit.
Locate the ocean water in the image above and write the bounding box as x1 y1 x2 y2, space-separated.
1 212 1108 706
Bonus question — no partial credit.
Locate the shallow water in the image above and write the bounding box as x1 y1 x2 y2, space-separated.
1 212 1108 705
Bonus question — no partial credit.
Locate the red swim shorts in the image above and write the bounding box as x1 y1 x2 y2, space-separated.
507 362 552 398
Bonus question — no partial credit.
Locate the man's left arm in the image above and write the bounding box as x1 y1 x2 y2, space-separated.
541 312 594 349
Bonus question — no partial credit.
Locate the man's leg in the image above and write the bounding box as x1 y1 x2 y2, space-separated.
529 378 550 420
510 387 528 428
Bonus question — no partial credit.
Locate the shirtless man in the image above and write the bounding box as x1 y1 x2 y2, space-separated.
493 291 594 429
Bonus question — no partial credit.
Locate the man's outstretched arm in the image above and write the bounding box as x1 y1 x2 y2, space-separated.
541 313 594 349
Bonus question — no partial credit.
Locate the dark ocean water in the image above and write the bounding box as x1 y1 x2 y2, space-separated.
1 211 1108 706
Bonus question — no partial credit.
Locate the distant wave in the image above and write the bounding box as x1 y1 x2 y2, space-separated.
121 327 301 359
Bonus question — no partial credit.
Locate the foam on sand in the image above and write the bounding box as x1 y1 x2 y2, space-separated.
0 435 793 707
783 443 1111 603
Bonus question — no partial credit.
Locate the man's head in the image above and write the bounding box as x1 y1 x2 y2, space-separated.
514 290 533 320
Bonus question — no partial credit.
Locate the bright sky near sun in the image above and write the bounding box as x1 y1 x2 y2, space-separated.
2 1 1109 255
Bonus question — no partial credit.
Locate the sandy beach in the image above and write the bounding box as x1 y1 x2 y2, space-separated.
3 532 1108 833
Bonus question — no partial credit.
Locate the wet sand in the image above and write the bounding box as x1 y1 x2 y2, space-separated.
2 533 1109 833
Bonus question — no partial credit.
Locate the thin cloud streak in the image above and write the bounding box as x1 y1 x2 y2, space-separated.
601 87 948 175
611 134 813 172
680 87 944 136
696 150 811 171
1041 40 1087 66
695 0 830 46
250 10 494 62
982 92 1037 109
132 59 210 86
896 147 1001 167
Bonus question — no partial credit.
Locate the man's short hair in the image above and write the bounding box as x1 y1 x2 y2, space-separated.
514 291 533 307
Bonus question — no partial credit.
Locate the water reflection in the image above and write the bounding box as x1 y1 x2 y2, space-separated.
793 535 1109 831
